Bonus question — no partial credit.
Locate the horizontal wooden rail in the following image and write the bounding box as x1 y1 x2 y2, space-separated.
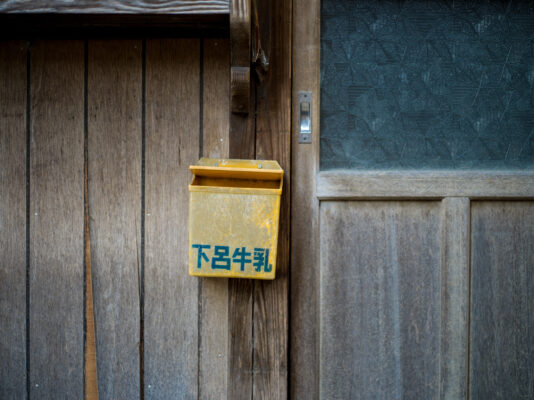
0 1 229 14
0 1 231 36
317 170 534 199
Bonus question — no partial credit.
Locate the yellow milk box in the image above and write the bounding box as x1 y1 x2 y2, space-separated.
188 158 283 279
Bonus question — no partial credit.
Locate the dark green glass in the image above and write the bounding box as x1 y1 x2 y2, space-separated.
321 0 534 170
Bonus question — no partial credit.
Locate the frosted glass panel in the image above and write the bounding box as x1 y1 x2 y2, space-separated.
320 0 534 170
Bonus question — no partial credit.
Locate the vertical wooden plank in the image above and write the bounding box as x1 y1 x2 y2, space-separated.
30 40 84 399
84 157 99 400
88 40 141 400
144 38 200 399
291 0 320 397
228 274 253 400
202 39 230 159
0 41 27 400
320 201 441 399
470 201 534 400
253 0 291 398
199 38 230 400
228 17 256 400
440 197 469 399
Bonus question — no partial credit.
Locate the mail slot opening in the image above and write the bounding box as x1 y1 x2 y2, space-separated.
191 176 281 190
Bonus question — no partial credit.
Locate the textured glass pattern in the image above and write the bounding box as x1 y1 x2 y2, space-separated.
320 0 534 170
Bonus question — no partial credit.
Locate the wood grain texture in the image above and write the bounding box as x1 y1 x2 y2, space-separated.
440 197 469 399
0 15 229 40
228 278 253 400
253 0 291 397
0 41 27 400
144 38 200 399
470 201 534 400
230 66 250 114
29 40 84 399
317 171 534 199
199 38 230 400
228 107 255 160
88 40 141 400
320 201 441 399
229 0 251 112
228 2 255 396
229 0 250 60
226 118 255 394
229 0 250 113
0 0 229 14
84 166 99 400
290 0 320 397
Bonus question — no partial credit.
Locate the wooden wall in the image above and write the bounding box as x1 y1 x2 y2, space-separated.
0 3 291 394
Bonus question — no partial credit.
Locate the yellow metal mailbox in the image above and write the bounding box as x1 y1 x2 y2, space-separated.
188 158 283 279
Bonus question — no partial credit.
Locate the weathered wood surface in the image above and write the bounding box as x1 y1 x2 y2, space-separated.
0 0 229 14
30 40 85 399
228 277 254 400
84 146 99 399
320 201 441 399
0 24 292 398
440 197 469 399
290 0 320 397
0 1 230 37
228 0 254 160
229 0 250 113
317 171 534 199
0 41 27 400
228 2 255 396
253 0 291 397
144 38 200 399
199 38 230 400
470 201 534 400
88 40 142 400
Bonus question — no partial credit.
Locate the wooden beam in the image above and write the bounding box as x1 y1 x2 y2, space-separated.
230 0 251 114
0 1 230 37
0 14 229 38
0 1 229 14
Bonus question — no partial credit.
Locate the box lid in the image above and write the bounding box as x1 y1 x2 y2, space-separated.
190 158 283 181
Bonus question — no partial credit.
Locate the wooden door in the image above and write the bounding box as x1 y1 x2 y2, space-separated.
0 25 291 398
290 1 534 399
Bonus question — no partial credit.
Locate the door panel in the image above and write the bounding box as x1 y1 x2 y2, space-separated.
320 201 441 399
470 201 534 400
